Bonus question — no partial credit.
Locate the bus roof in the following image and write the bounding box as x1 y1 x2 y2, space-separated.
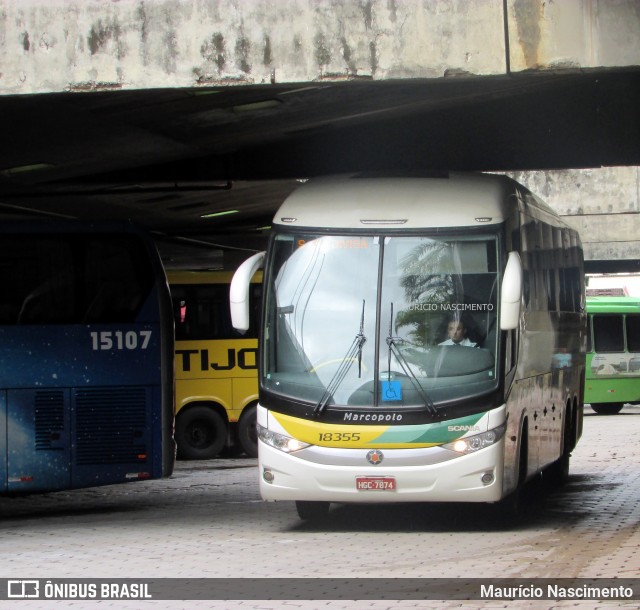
273 173 522 230
586 295 640 313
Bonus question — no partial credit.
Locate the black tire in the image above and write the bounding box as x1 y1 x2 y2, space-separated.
238 404 258 458
590 402 624 415
175 406 227 460
296 501 330 521
546 450 570 487
545 411 571 487
497 487 522 520
498 422 528 520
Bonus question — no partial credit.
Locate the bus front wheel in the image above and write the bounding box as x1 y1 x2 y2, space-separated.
238 404 258 458
176 406 227 460
590 403 624 415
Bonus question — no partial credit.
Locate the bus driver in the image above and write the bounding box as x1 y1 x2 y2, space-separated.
439 314 478 347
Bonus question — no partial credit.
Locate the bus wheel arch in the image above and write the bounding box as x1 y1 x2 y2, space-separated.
237 402 258 458
175 403 228 460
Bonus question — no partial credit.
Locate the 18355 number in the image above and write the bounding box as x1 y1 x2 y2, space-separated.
318 432 361 442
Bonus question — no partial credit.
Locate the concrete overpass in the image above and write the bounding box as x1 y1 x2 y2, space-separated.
0 0 639 271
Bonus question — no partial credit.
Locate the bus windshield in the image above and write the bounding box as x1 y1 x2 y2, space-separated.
263 232 499 414
0 234 153 325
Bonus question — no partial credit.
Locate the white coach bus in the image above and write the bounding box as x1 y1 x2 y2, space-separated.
230 173 586 520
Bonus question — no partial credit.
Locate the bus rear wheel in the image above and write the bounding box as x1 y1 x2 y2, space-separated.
590 403 624 415
545 411 572 487
238 404 258 457
176 406 227 460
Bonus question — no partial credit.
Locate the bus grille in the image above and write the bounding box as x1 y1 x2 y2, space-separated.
35 390 65 451
75 388 148 465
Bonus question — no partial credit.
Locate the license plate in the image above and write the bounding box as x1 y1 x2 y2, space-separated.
355 476 396 491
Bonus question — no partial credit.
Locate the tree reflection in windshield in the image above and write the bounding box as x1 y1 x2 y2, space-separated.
395 239 461 348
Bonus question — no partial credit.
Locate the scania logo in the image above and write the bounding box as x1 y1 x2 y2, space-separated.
366 449 384 465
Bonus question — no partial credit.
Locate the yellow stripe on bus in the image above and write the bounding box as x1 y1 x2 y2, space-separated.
271 411 442 449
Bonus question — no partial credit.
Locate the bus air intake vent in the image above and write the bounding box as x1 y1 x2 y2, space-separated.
75 388 148 465
35 390 65 451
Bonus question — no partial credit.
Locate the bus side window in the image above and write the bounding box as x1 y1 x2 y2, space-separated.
593 315 624 352
84 237 152 323
169 276 262 340
171 287 193 340
175 297 190 340
626 315 640 352
246 283 262 339
18 270 75 324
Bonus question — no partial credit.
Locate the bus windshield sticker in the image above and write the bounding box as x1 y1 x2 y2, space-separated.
381 380 402 401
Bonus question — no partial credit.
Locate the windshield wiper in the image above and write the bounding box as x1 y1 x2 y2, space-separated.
386 303 437 416
314 300 366 417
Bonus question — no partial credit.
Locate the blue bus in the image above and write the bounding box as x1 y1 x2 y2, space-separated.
0 222 175 495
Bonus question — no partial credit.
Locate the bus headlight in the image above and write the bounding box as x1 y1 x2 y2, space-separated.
443 423 506 455
257 423 310 453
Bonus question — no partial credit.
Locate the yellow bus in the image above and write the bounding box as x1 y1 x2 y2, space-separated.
168 270 261 459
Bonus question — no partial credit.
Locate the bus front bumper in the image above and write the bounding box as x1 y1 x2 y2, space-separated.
258 439 505 504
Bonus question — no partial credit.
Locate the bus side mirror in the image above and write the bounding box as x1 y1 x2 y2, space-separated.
230 251 265 333
500 251 522 330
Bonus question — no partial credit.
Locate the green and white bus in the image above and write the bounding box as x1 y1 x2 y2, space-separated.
585 295 640 414
231 173 586 520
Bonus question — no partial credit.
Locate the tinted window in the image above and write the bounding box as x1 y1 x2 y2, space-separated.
0 234 153 325
626 315 640 352
172 283 261 340
593 315 624 352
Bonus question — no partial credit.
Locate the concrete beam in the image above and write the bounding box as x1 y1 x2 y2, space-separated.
1 0 639 95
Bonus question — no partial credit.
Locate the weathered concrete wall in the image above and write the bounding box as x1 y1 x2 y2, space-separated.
0 0 504 93
507 167 640 262
507 0 640 71
1 0 639 94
